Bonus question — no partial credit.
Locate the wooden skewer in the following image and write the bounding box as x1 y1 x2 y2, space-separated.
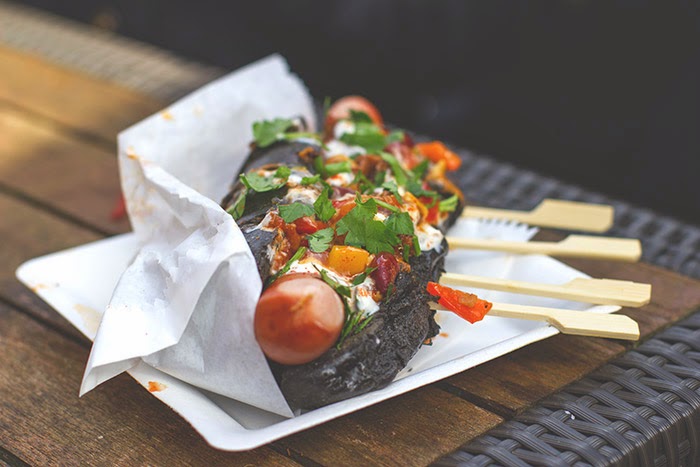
430 302 640 341
439 273 652 307
446 234 642 262
462 199 614 233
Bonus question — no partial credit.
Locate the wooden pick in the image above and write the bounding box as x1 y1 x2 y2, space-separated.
439 273 651 307
430 302 640 341
462 199 614 232
446 234 642 262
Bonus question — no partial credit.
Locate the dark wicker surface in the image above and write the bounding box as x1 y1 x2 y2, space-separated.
436 311 700 467
3 3 699 464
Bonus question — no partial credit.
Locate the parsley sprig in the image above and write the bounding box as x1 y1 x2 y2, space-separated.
335 195 418 257
252 118 320 148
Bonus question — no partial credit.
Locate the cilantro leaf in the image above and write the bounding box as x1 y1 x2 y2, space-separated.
314 186 336 222
275 166 291 178
301 174 321 186
379 152 409 186
252 118 295 148
335 195 406 255
325 160 352 175
406 178 438 205
363 218 400 254
385 130 405 144
438 194 459 212
308 227 334 253
226 189 247 220
412 159 430 180
385 211 415 236
278 202 314 223
239 171 288 193
381 181 403 204
349 110 374 123
339 121 387 153
353 171 376 194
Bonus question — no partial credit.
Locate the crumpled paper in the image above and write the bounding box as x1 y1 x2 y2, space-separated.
81 55 314 418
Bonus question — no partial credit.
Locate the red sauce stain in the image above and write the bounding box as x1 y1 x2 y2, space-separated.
440 332 449 338
147 381 167 392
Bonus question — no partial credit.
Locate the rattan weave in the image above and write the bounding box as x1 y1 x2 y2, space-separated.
436 312 700 466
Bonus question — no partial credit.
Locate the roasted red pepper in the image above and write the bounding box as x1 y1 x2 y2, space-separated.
426 282 492 323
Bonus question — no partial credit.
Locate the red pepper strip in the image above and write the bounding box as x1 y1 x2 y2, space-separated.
415 141 462 171
426 282 492 323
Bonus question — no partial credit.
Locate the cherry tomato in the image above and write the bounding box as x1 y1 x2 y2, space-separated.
254 275 344 365
324 96 384 138
426 282 492 323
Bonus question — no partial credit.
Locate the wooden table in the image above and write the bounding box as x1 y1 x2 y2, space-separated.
2 44 700 466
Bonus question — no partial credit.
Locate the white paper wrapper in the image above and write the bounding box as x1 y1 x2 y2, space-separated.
81 55 315 417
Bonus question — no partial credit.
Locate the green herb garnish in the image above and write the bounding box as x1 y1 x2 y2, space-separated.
325 160 353 176
239 171 288 193
379 152 410 186
315 267 352 298
336 195 405 255
349 110 374 123
381 180 403 204
314 186 336 222
265 246 307 286
438 194 459 212
339 121 387 153
385 211 414 236
226 190 247 220
252 118 295 148
308 227 334 253
301 174 321 186
374 199 400 213
352 266 377 286
278 202 314 223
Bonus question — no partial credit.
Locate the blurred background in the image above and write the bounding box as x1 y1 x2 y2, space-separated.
15 0 700 225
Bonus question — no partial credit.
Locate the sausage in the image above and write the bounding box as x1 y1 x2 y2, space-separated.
254 274 345 365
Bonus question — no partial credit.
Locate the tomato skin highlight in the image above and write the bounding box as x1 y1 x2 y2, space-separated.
324 96 384 137
254 276 344 365
426 282 492 323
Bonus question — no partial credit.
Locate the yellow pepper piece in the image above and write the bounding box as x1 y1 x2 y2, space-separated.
327 245 370 276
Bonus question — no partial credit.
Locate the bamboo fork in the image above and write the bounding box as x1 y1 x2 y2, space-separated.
462 199 614 233
430 302 640 341
446 234 642 262
439 273 651 307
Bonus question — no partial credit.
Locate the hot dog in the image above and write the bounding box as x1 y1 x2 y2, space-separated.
221 97 465 410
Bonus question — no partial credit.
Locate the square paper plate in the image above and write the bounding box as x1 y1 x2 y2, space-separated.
16 223 618 451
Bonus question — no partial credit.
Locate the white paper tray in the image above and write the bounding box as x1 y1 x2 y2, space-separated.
15 225 619 451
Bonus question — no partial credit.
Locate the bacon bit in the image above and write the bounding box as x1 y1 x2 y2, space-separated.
147 381 167 392
160 110 174 121
426 282 492 324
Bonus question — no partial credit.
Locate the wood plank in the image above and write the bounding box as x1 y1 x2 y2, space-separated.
0 301 297 466
0 193 102 341
0 194 100 283
275 387 502 466
0 104 130 235
0 45 161 143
